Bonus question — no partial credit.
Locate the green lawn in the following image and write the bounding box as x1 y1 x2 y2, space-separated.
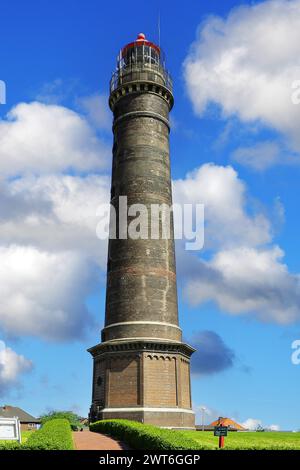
181 431 300 450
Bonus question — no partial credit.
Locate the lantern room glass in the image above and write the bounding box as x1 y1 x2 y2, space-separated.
110 41 172 93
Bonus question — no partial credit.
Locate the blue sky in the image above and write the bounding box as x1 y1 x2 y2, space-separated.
0 0 300 431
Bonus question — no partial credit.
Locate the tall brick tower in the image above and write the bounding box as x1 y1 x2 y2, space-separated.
88 33 195 428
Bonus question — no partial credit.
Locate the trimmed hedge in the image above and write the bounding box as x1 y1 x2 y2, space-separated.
26 418 74 450
90 419 202 450
0 441 22 450
0 419 74 450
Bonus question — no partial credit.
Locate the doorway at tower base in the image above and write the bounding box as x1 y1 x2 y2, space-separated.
93 407 195 429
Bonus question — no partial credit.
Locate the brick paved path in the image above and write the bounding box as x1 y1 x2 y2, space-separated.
73 430 126 450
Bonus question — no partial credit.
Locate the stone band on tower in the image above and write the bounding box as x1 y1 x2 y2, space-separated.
88 33 195 428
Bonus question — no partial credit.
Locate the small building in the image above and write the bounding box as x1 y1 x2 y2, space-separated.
209 417 246 431
0 405 40 431
79 418 89 427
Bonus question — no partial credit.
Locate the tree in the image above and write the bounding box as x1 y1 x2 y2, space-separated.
40 411 82 429
255 424 265 432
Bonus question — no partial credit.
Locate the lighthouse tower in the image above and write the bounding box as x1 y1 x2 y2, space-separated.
88 33 195 428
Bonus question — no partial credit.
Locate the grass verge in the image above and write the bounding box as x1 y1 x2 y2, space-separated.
90 419 300 450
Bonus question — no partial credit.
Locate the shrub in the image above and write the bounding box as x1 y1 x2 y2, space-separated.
90 419 202 450
25 419 74 450
0 419 74 450
40 411 81 428
0 441 22 450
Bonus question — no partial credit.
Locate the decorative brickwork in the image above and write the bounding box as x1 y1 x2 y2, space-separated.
108 355 140 407
144 355 177 407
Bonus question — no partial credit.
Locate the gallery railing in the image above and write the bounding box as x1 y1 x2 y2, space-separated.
110 63 173 93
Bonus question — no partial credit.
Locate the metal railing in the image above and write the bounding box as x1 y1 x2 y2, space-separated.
110 62 173 94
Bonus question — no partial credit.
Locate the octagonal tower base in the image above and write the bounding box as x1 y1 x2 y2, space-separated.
88 340 195 429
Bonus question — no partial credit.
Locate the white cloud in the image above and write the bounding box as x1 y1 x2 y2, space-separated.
184 0 300 154
185 246 300 324
194 404 222 425
231 141 281 171
175 163 300 324
0 174 110 264
268 424 281 431
35 78 79 105
0 98 112 342
242 418 263 430
0 246 96 341
0 340 32 395
0 102 109 175
242 418 280 431
77 93 111 131
173 163 271 249
0 172 110 341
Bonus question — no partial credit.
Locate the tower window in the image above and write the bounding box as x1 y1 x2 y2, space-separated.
97 376 103 387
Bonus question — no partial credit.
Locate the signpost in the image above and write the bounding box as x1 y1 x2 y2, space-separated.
0 417 21 443
214 421 228 448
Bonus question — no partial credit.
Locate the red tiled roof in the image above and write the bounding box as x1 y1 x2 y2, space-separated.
209 417 246 430
0 405 40 423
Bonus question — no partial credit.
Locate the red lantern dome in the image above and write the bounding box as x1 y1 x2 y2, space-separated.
121 32 161 58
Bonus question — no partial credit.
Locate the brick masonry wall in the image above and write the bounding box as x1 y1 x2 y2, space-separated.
93 359 105 406
92 351 192 409
104 91 179 342
180 358 192 409
89 51 195 428
144 354 177 407
108 355 140 407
